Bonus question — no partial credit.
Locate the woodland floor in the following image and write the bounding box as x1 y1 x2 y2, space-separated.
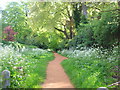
42 53 74 88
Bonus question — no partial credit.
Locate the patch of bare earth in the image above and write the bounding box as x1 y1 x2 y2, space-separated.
42 53 74 89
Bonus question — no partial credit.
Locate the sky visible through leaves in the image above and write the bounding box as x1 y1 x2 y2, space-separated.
0 0 25 10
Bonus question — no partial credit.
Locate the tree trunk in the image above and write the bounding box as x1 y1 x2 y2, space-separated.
73 3 82 28
117 1 120 52
69 17 74 39
82 3 87 18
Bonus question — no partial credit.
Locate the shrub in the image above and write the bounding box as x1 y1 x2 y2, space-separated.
3 26 18 41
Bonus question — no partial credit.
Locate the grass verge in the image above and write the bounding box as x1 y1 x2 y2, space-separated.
1 43 54 88
59 48 119 88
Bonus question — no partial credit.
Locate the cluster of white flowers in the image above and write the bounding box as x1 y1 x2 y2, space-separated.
21 47 48 56
0 44 48 71
0 44 49 87
60 47 100 58
32 48 47 54
0 45 25 71
0 45 21 58
59 46 119 61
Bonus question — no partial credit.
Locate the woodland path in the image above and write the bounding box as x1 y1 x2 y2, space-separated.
42 52 74 88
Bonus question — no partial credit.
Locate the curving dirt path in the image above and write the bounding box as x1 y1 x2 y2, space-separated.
42 53 74 88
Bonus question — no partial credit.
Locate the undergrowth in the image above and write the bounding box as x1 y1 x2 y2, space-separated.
0 42 54 88
59 46 119 88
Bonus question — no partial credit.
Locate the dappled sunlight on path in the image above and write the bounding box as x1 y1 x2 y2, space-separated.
42 53 74 88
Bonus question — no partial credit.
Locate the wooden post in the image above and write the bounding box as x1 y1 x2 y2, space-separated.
2 70 10 88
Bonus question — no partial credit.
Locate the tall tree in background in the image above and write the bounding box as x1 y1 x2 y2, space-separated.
2 2 47 48
2 1 119 49
28 2 77 40
2 2 31 43
72 3 82 29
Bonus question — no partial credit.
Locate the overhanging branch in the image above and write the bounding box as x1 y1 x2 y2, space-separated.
54 27 69 39
54 27 64 33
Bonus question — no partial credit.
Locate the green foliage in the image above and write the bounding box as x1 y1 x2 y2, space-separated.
92 11 119 48
18 51 54 88
0 43 54 88
66 2 119 49
59 47 119 88
2 1 119 50
73 3 82 28
68 23 94 48
2 41 37 50
2 2 48 48
2 2 32 44
1 1 120 88
68 9 119 49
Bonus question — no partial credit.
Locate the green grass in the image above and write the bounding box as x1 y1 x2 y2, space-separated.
59 48 119 88
61 58 118 88
1 42 54 88
19 52 54 88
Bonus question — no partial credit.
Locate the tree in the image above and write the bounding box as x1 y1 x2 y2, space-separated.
68 2 119 48
2 2 30 43
92 2 119 48
28 2 76 39
2 2 40 46
3 26 17 41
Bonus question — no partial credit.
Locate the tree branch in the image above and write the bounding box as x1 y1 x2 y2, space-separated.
54 27 69 39
54 27 64 33
54 30 65 39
